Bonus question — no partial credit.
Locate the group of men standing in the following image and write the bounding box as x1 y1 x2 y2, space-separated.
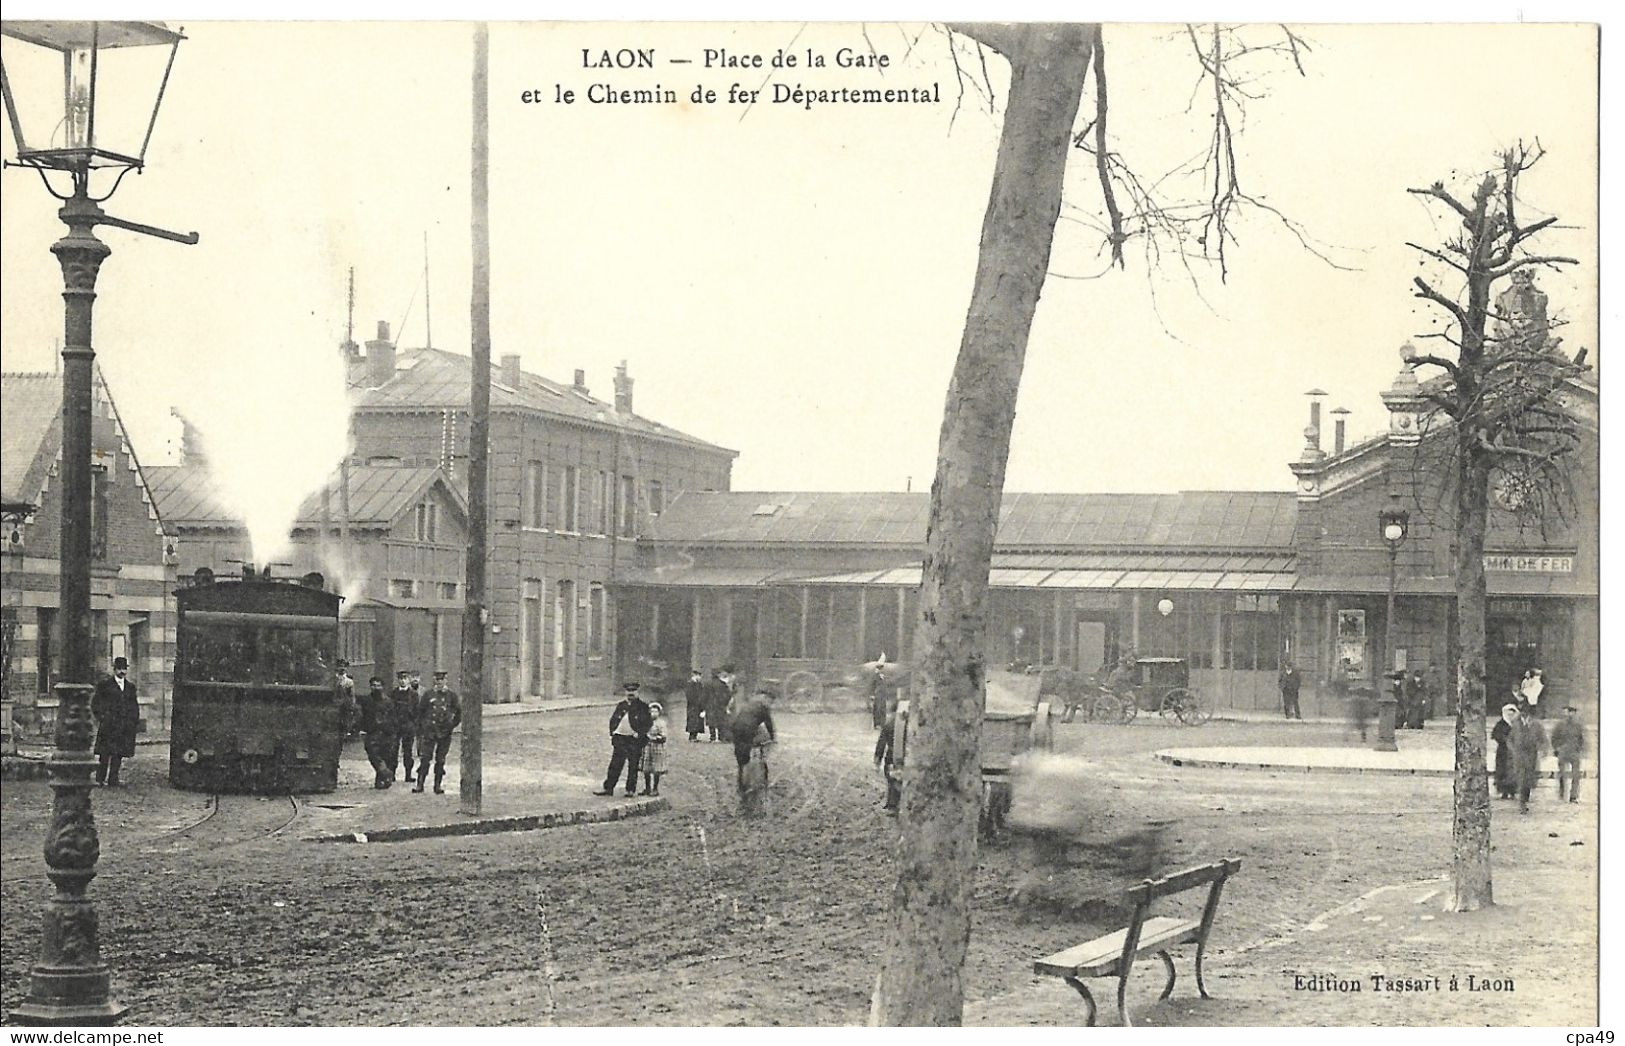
356 668 462 793
682 667 737 742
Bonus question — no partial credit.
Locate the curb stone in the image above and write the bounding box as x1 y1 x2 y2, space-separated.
309 795 669 843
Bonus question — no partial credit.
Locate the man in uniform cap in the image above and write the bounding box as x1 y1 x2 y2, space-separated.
413 670 462 794
389 670 420 784
92 655 140 786
595 682 652 797
358 675 396 788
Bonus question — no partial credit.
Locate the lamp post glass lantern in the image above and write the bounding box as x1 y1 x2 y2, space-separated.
1375 498 1410 753
2 19 191 1027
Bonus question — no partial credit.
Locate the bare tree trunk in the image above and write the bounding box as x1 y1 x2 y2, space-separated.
870 23 1092 1027
1450 441 1494 909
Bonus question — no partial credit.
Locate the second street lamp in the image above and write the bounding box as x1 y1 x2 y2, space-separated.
1375 495 1410 754
2 19 195 1027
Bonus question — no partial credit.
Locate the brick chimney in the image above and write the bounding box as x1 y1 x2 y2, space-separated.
500 353 522 388
573 368 588 394
365 321 396 387
1331 407 1350 455
613 360 634 414
1299 388 1327 462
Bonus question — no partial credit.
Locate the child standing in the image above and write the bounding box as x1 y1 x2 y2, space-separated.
640 701 668 796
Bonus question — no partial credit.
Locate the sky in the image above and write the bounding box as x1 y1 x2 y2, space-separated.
0 18 1602 509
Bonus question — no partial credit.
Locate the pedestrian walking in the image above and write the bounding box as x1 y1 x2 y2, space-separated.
683 669 706 741
389 670 420 783
1549 704 1586 803
640 701 669 795
704 669 731 742
728 688 777 795
1278 661 1303 720
1490 703 1518 800
92 655 139 786
596 683 652 797
874 698 901 813
358 676 397 788
1509 707 1548 814
413 670 462 794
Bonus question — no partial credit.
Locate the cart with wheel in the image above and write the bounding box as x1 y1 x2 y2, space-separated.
1116 656 1210 726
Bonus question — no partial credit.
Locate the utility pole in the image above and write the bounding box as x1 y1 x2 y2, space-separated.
459 22 491 815
340 268 354 552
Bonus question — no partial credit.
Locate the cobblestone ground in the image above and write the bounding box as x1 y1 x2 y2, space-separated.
0 710 1597 1026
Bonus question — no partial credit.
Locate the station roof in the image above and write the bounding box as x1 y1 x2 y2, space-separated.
647 490 1299 551
146 465 465 531
348 347 736 457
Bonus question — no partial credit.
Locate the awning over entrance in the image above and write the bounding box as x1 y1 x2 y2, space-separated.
1296 574 1597 597
785 565 1298 592
616 565 815 587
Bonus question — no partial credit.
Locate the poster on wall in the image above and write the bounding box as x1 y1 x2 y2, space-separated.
1336 608 1367 676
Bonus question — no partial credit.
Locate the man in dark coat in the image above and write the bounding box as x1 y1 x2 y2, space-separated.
413 671 463 794
704 669 731 742
728 689 778 794
92 656 139 786
683 669 706 740
1278 661 1302 720
596 683 652 797
1509 708 1548 814
358 676 396 788
1549 705 1586 803
388 670 420 784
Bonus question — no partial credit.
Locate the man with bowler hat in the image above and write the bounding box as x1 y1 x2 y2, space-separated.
92 655 140 786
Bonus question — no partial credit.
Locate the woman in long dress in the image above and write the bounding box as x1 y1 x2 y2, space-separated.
1490 702 1519 799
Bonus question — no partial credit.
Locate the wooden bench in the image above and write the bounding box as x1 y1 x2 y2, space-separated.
1033 858 1241 1027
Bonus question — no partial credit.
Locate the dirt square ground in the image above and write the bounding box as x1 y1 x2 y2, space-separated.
0 709 1598 1026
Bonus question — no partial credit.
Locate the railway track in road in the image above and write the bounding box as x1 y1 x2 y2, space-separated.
2 793 306 886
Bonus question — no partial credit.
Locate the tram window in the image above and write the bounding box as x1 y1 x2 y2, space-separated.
181 625 256 685
260 628 335 687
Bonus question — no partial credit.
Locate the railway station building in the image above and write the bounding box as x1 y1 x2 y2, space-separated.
342 323 737 702
615 363 1598 718
2 369 178 740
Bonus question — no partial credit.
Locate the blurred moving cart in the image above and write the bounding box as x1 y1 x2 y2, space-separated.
889 670 1055 835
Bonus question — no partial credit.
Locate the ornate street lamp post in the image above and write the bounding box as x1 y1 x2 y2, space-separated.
1375 495 1410 753
2 20 194 1026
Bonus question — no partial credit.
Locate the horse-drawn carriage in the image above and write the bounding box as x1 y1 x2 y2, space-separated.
888 669 1055 835
1046 656 1211 727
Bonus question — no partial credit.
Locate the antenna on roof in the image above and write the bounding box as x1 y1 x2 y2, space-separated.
423 230 433 352
346 267 355 348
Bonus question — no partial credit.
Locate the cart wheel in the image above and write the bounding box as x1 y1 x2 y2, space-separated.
1175 690 1211 726
1159 691 1184 719
1092 692 1124 724
783 670 822 713
1116 696 1139 725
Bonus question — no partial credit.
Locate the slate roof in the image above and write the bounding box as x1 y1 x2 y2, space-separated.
349 347 736 457
646 490 1299 551
1 372 61 505
146 465 463 530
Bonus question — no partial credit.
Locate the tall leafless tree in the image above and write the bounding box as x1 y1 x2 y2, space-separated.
1403 142 1587 912
871 22 1311 1025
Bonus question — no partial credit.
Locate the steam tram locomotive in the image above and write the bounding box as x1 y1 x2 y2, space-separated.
169 567 345 794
